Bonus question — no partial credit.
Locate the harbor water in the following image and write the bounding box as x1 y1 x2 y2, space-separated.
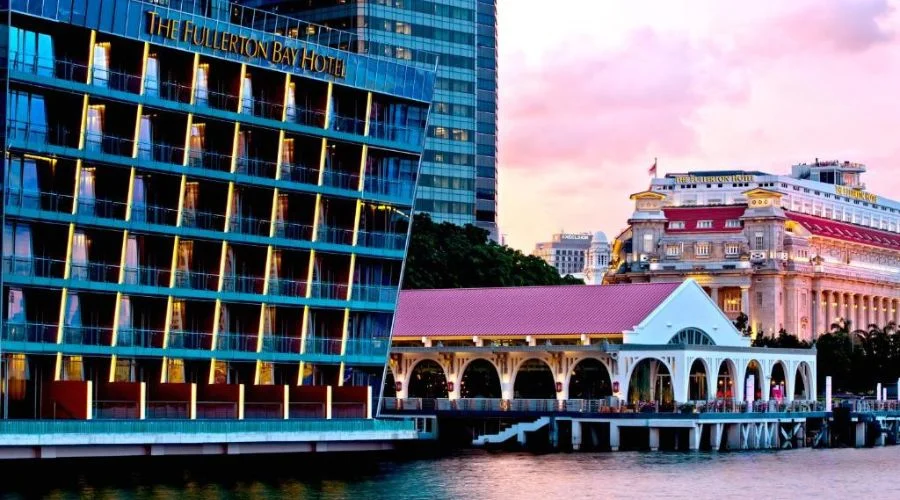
2 447 900 499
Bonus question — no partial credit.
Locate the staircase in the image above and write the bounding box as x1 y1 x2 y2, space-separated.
472 417 551 446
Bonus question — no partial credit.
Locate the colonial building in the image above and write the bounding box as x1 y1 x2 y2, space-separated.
533 231 611 282
607 162 900 340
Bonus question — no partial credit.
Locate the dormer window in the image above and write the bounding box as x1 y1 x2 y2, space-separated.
696 220 713 229
668 221 685 230
725 219 741 228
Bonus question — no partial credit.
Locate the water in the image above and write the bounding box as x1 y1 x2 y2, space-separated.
3 448 900 499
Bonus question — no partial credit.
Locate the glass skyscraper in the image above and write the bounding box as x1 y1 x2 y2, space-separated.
0 0 434 421
239 0 499 239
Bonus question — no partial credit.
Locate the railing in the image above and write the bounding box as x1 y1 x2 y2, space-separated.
2 255 66 279
122 265 171 288
195 401 239 419
7 120 76 148
329 114 366 136
274 220 314 241
316 225 355 245
288 402 326 419
174 269 220 291
286 107 327 128
0 419 416 435
195 88 240 113
167 330 212 350
260 334 302 354
221 273 266 294
244 402 284 419
5 189 74 213
93 400 140 419
321 170 360 190
62 325 113 346
303 336 344 356
309 281 349 301
332 402 366 419
363 176 415 200
146 401 190 419
70 260 121 283
188 150 234 173
235 156 278 179
1 322 58 343
250 99 285 121
139 141 187 166
159 81 193 104
131 203 181 226
351 284 398 305
368 120 425 147
267 277 308 297
115 328 163 348
83 130 136 157
229 213 272 236
181 209 227 232
279 162 320 185
343 337 390 357
356 230 407 250
215 333 258 352
381 398 829 415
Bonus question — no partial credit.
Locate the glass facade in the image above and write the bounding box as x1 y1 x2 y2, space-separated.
239 0 499 239
0 0 434 420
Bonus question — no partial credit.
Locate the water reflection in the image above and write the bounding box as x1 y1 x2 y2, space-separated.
2 448 900 499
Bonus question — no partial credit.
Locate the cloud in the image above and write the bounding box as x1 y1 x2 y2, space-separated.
500 30 746 172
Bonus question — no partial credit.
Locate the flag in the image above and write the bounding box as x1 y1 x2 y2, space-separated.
648 158 658 177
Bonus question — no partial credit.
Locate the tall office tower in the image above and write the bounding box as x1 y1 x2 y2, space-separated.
238 0 500 240
0 0 434 420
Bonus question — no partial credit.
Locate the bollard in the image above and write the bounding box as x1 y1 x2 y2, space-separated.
745 375 755 413
877 383 883 401
825 376 832 412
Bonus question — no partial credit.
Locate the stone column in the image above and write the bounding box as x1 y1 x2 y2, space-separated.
836 292 845 325
852 294 862 332
815 290 826 338
710 287 720 308
741 286 750 317
894 298 900 326
823 290 833 333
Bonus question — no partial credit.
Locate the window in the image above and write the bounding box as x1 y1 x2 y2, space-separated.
665 244 681 257
668 328 715 346
754 232 765 250
695 242 710 257
697 220 713 229
724 290 742 313
756 292 763 306
725 219 741 228
642 234 653 253
725 243 740 256
668 221 685 229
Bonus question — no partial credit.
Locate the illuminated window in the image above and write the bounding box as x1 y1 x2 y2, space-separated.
665 244 680 257
724 290 742 313
697 220 713 229
433 127 448 139
725 243 740 256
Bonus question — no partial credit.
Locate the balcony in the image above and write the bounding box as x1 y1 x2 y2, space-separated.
344 337 390 357
316 225 354 246
181 209 227 232
279 162 320 185
215 333 257 352
267 277 308 298
303 336 343 356
308 281 349 301
167 330 211 350
229 213 272 237
220 274 266 295
329 114 366 136
260 334 302 354
84 131 136 158
122 265 171 288
173 269 220 291
356 230 406 251
235 156 278 179
62 325 113 346
2 255 66 279
368 120 425 148
351 284 398 305
363 176 415 202
138 142 187 166
2 322 58 343
115 328 163 348
273 220 314 241
322 170 359 191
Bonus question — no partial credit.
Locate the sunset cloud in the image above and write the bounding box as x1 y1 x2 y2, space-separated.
498 0 900 251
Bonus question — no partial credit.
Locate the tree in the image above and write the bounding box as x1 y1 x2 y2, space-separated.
402 214 585 289
733 312 750 336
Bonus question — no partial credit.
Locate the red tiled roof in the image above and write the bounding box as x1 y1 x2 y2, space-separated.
663 206 746 233
392 283 681 337
786 211 900 251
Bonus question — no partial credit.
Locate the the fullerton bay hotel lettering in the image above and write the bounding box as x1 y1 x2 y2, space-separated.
835 185 878 203
674 174 755 184
146 11 346 78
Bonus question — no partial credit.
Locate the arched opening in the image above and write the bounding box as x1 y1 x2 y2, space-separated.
745 360 763 401
770 362 787 401
382 370 396 398
407 360 448 399
716 360 736 399
688 359 708 401
795 362 811 400
668 328 716 346
569 358 612 399
460 359 501 398
513 359 555 399
627 358 673 404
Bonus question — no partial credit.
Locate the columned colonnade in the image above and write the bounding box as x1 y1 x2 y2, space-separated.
813 289 900 334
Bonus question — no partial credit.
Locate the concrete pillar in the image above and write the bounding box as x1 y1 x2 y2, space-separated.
823 290 832 332
814 289 825 338
710 287 720 308
825 376 832 412
855 422 866 448
710 423 723 451
549 418 559 449
648 428 660 451
501 382 513 401
740 286 750 316
609 422 620 451
726 423 742 450
572 420 582 451
836 293 844 324
688 425 701 451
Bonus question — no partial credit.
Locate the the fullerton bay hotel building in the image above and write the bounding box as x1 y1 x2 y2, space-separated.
0 0 435 420
608 161 900 340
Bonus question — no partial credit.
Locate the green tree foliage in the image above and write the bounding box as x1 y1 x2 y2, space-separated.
812 319 900 394
402 214 584 289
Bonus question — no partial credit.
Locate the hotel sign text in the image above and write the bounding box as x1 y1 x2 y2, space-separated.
674 175 755 184
835 185 877 203
146 11 347 79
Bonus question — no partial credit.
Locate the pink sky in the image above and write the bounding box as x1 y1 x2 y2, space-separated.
497 0 900 251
